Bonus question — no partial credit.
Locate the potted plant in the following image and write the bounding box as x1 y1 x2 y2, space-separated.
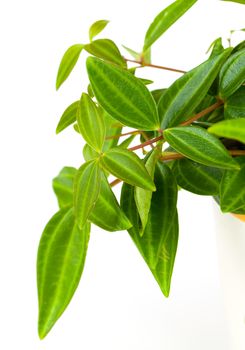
37 0 245 345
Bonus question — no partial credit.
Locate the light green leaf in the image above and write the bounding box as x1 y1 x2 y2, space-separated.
164 126 240 169
219 48 245 98
86 57 159 130
84 39 126 67
83 144 99 161
37 207 90 339
102 111 122 151
122 45 140 60
120 162 178 296
56 44 84 90
221 0 245 4
207 37 224 58
89 20 109 42
151 88 167 104
52 167 77 208
159 49 232 128
224 86 245 119
77 93 105 152
101 148 156 190
90 173 132 231
208 118 245 144
118 134 136 148
74 160 101 228
143 0 197 52
56 101 79 134
220 157 245 212
172 159 223 195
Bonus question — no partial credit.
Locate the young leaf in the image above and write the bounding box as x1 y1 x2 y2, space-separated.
159 49 232 128
143 0 197 52
89 173 132 231
207 38 224 58
83 144 99 161
77 93 105 152
89 20 109 42
86 57 160 130
101 148 156 191
122 45 140 60
56 101 79 134
84 39 126 67
164 126 240 169
118 134 136 149
208 118 245 144
219 48 245 98
56 44 84 90
224 86 245 119
74 160 101 228
220 157 245 212
52 167 77 208
102 111 122 151
172 159 223 195
37 208 90 339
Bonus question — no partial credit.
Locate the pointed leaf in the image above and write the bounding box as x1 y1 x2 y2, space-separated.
164 126 240 169
221 0 245 4
208 118 245 144
143 0 197 51
122 45 140 60
56 101 79 134
220 157 245 212
77 93 105 152
89 20 109 42
83 144 99 161
86 57 159 130
37 208 90 339
118 134 136 149
56 44 84 90
159 49 232 128
224 86 245 119
74 160 101 228
85 39 126 67
101 148 156 190
89 173 132 231
219 48 245 98
102 111 122 151
207 37 224 58
52 167 77 208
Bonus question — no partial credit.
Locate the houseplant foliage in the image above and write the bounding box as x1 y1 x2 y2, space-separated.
37 0 245 339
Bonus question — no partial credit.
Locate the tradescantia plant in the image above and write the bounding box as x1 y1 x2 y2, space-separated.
37 0 245 339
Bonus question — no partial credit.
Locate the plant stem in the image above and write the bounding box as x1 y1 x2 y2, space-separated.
124 57 186 74
110 178 122 187
128 135 163 151
106 130 139 140
180 100 223 126
230 150 245 156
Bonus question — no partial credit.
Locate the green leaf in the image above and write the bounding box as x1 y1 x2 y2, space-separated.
102 111 122 151
118 134 136 148
134 149 160 236
52 167 77 208
159 49 232 128
172 159 223 195
151 88 167 105
143 0 197 52
89 20 109 42
208 118 245 144
56 44 84 90
224 86 245 119
83 144 99 161
207 37 224 58
101 148 156 190
232 40 245 54
89 173 132 231
122 45 140 60
164 126 240 169
56 101 79 134
84 39 126 67
120 162 178 296
77 93 105 152
74 160 101 228
221 0 245 4
219 48 245 98
86 57 159 130
220 157 245 212
37 207 90 339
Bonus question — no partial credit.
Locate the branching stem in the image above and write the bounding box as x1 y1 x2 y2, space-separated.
124 57 186 74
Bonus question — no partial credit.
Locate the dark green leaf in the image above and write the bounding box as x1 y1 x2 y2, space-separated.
224 86 245 119
52 167 77 208
220 157 245 212
208 118 245 144
151 88 167 104
84 39 126 67
143 0 197 52
207 37 224 58
37 208 90 339
219 48 245 98
101 148 156 190
232 40 245 54
89 20 109 42
164 126 240 169
74 160 101 228
86 57 159 130
56 101 79 134
77 93 105 152
56 44 84 90
159 49 232 128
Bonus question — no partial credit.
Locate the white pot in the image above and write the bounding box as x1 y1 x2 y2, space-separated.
214 204 245 350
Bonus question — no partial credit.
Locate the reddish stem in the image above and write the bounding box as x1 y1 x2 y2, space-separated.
124 57 186 74
128 135 163 151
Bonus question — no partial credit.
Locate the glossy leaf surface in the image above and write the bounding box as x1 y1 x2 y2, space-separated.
56 101 79 134
52 167 76 208
101 148 156 190
143 0 197 51
208 118 245 144
86 57 159 130
37 208 90 339
56 44 83 90
159 49 232 128
164 126 240 169
224 86 245 119
77 93 105 152
89 20 109 42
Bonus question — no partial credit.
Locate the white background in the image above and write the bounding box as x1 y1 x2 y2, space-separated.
1 0 245 349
